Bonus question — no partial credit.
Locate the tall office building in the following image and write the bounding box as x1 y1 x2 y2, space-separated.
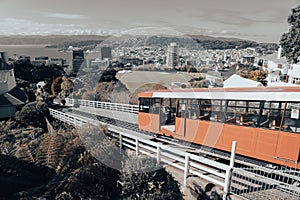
100 47 112 60
0 53 10 71
73 49 84 60
0 52 8 63
72 49 86 75
166 43 178 68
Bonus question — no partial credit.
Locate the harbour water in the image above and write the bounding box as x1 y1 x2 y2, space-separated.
0 45 72 65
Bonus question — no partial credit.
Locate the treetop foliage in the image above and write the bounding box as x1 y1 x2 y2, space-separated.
280 5 300 64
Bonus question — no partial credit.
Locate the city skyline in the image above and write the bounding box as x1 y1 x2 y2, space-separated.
0 0 299 43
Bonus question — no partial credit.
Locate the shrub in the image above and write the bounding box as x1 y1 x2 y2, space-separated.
120 156 183 200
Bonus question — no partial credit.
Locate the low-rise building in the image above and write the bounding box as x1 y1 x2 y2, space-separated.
32 56 49 66
0 59 27 118
50 57 66 66
287 64 300 84
223 74 263 88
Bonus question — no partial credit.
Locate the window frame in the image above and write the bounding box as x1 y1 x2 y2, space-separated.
139 97 151 113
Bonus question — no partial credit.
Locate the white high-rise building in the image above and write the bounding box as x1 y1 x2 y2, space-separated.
166 43 178 67
277 46 282 60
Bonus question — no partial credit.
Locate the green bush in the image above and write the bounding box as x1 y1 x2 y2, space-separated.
120 156 183 200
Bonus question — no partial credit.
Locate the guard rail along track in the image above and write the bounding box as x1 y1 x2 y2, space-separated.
49 108 236 200
65 98 139 114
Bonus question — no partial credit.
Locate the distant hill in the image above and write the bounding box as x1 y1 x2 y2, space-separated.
142 35 278 50
0 35 109 45
187 34 244 41
0 34 278 51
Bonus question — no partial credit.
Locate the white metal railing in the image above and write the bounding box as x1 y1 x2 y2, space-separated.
49 108 236 200
231 165 300 200
65 98 139 114
51 108 300 199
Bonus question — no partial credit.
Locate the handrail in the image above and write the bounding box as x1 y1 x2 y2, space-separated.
49 108 236 200
50 108 300 200
65 98 139 114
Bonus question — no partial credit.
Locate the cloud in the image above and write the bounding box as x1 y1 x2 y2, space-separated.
192 8 285 28
0 17 271 42
0 18 84 35
44 12 88 20
0 18 120 36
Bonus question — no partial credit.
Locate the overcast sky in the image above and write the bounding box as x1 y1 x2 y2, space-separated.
0 0 299 42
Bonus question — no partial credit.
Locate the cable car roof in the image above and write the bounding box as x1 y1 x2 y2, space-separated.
138 87 300 101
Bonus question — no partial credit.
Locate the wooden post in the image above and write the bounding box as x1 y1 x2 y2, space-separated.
135 139 139 156
156 145 161 165
119 134 123 151
223 141 237 200
183 154 190 187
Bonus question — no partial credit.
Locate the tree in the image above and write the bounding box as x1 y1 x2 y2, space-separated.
9 125 120 199
192 182 222 200
93 81 130 103
99 68 118 82
77 124 122 169
51 164 119 199
190 79 210 88
280 5 300 63
31 65 53 81
60 76 74 98
129 83 167 104
15 104 46 128
51 77 63 95
81 91 95 100
94 82 115 102
239 67 268 85
12 59 35 82
120 156 183 200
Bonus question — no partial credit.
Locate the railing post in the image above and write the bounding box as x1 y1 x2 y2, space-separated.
73 116 76 126
119 133 123 151
156 145 161 166
223 141 237 200
183 154 190 187
135 139 139 156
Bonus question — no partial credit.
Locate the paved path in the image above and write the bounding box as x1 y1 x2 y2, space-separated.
71 105 138 125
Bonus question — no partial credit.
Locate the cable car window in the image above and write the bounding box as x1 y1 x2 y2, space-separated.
226 101 237 124
187 99 200 119
259 101 284 129
247 102 260 126
282 102 300 133
139 98 150 113
199 100 211 121
210 100 225 122
152 98 161 114
161 98 176 125
236 101 246 114
177 99 186 118
226 100 261 127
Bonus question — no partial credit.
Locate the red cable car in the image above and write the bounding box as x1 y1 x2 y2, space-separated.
138 87 300 169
